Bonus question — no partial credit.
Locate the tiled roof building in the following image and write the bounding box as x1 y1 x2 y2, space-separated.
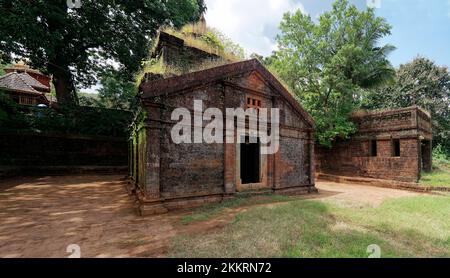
0 62 51 106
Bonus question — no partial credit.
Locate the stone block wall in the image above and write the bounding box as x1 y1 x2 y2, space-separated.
0 131 128 177
132 59 317 215
315 107 432 183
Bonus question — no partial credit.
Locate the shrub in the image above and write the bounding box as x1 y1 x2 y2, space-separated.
0 91 132 137
433 144 450 165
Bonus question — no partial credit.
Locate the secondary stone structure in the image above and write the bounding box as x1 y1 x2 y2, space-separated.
315 106 432 182
129 59 317 215
151 31 225 72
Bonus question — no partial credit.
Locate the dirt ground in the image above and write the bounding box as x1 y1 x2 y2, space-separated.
0 175 422 258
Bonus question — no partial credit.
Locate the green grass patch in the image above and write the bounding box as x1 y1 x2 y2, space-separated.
180 194 293 225
170 195 450 258
420 162 450 187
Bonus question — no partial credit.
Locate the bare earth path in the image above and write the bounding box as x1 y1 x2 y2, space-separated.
0 175 422 258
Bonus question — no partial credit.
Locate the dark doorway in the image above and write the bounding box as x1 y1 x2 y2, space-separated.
240 136 260 184
421 140 432 172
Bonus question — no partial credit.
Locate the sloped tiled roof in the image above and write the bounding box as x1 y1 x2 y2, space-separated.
18 72 50 91
0 72 42 94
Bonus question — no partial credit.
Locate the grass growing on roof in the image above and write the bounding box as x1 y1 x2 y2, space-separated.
161 25 242 63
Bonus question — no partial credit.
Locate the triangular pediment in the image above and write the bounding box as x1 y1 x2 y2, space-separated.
140 59 315 128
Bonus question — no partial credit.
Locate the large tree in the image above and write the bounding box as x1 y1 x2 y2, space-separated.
0 0 206 106
269 0 395 146
363 57 450 155
97 70 136 111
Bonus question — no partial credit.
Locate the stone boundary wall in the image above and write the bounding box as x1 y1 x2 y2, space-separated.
0 131 128 177
317 173 449 193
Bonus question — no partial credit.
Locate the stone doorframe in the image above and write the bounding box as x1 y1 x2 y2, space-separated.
235 133 270 192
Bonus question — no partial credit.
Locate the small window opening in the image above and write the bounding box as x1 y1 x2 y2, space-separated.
392 139 401 157
246 97 262 109
370 140 377 157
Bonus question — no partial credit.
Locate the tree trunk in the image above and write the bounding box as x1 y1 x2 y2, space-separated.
49 63 78 107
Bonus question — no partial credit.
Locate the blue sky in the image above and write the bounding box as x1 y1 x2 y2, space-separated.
376 0 450 67
204 0 450 68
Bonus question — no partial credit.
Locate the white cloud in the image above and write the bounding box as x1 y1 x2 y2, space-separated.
204 0 307 57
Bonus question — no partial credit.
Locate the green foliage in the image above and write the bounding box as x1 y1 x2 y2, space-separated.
211 29 246 59
421 166 450 188
138 24 245 82
0 90 131 137
97 71 137 111
0 0 206 105
180 21 246 59
139 56 184 80
0 90 29 129
432 145 450 165
163 25 245 62
421 148 450 187
363 57 450 155
0 64 7 76
170 195 450 257
200 31 225 53
268 0 395 147
78 92 100 107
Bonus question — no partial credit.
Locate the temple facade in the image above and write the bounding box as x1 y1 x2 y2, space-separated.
129 59 317 215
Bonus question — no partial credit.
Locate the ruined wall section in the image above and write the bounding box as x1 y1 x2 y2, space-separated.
154 32 223 73
316 107 431 182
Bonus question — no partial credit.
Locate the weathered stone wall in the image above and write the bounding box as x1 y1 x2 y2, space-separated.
155 32 223 72
315 107 431 183
135 127 147 192
160 141 225 198
159 85 226 198
279 136 311 187
132 59 317 215
135 79 315 203
0 131 127 177
316 138 420 182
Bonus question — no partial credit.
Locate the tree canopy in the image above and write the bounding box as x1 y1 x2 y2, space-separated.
363 57 450 155
0 64 6 76
0 0 206 106
97 70 136 111
268 0 395 147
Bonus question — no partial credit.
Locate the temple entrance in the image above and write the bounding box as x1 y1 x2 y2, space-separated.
240 136 260 184
421 140 432 172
